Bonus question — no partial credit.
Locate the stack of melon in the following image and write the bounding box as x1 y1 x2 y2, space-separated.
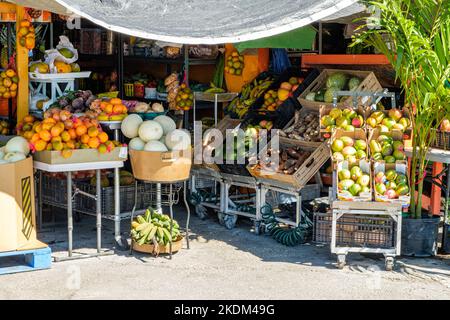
121 114 191 152
0 136 31 164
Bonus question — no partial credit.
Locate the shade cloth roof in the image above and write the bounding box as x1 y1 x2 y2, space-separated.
8 0 365 44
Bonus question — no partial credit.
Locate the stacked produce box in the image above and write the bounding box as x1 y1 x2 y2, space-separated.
328 106 412 208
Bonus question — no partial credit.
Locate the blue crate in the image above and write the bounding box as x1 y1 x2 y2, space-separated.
0 247 52 275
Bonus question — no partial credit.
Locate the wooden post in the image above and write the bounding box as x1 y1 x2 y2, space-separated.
15 5 28 121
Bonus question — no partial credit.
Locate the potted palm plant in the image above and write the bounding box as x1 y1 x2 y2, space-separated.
353 0 450 256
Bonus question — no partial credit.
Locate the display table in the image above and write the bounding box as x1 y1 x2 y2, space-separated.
404 147 450 217
34 160 127 261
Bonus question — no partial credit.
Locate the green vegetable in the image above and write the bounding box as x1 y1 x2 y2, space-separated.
326 72 348 90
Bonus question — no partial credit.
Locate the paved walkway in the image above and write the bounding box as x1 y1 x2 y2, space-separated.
1 208 449 300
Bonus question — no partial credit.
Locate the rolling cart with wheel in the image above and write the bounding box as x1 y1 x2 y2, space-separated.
259 177 322 229
189 165 222 220
218 173 262 233
331 201 402 271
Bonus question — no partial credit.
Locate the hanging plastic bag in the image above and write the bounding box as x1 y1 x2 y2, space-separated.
44 36 79 73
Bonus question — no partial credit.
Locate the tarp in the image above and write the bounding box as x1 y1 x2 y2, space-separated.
8 0 364 44
235 26 316 52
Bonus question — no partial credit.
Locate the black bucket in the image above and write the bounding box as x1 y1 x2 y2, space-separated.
443 223 450 254
401 217 440 257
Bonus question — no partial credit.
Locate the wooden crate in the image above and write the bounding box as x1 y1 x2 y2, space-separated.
199 116 241 173
279 108 323 148
298 69 383 111
247 141 330 189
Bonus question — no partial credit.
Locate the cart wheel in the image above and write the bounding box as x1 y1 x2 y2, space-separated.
253 221 263 235
337 254 346 269
224 214 237 230
385 257 394 271
115 236 130 251
217 211 225 226
195 205 208 220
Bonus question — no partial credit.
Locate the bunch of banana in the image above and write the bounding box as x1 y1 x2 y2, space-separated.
204 82 226 94
131 208 180 246
226 76 274 119
249 78 273 99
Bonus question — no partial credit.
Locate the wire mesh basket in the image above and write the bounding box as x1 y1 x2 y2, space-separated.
74 181 147 215
41 174 70 208
314 212 396 249
141 182 183 207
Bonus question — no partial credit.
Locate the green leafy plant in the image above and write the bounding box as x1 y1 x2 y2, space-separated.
353 0 450 218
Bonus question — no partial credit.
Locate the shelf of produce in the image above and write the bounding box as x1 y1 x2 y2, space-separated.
194 92 238 102
124 55 184 64
29 72 92 80
189 58 217 66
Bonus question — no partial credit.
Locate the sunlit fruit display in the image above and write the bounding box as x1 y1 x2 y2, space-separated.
16 109 121 158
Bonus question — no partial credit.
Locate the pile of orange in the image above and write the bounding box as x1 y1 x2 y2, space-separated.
17 109 122 158
0 69 19 99
18 19 35 50
96 98 128 121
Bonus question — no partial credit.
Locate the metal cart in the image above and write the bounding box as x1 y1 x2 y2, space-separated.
259 175 322 228
218 173 262 232
189 165 222 220
331 201 402 271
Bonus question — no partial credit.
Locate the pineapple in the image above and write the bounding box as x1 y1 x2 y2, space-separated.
0 26 10 69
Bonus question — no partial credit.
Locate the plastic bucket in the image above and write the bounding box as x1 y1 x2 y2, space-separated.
401 217 440 257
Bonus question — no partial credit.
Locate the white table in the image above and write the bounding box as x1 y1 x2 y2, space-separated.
34 160 127 261
29 72 91 110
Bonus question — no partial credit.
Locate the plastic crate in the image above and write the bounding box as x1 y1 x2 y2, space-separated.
313 211 396 249
430 129 450 150
74 181 144 215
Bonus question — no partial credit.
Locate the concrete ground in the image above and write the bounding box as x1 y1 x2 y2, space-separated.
1 206 450 300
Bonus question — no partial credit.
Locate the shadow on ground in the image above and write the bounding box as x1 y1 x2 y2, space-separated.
37 203 450 274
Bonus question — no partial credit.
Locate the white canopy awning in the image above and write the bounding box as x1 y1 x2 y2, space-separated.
8 0 365 44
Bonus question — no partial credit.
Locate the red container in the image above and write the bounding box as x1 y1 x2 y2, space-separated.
134 83 145 98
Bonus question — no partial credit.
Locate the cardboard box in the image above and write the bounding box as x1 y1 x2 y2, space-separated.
365 108 412 132
368 128 412 161
130 149 192 182
330 128 368 164
336 159 372 202
319 104 368 137
373 161 410 208
32 147 128 164
0 157 44 252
